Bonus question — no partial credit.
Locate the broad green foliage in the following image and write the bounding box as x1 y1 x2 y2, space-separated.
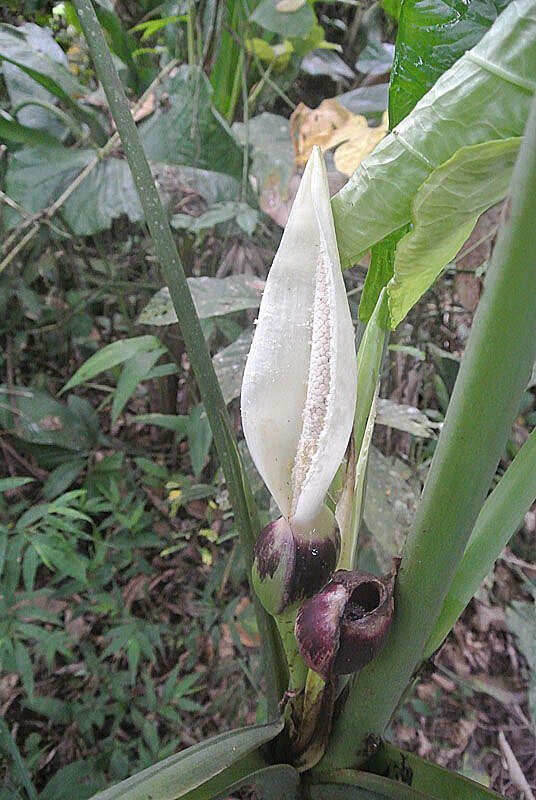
139 67 242 176
333 0 536 325
251 0 315 37
0 384 100 450
138 276 265 326
389 0 512 127
4 66 243 236
388 138 521 327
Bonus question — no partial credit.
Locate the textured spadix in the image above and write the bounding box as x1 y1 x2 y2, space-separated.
241 147 357 535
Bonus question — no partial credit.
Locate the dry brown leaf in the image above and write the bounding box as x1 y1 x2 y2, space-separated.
290 100 389 176
334 118 388 176
133 92 155 123
276 0 306 9
290 99 357 167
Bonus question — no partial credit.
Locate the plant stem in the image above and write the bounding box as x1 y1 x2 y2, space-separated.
319 91 536 770
426 424 536 656
276 607 308 691
73 0 287 718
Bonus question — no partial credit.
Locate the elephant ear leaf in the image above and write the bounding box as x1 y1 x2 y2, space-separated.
331 0 536 328
389 0 511 127
387 137 521 328
88 718 283 800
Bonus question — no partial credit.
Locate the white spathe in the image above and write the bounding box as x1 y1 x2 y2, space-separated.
241 147 357 536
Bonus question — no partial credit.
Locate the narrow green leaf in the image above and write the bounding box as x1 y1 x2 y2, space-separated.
14 641 34 697
0 22 107 144
62 336 161 392
87 719 283 800
388 138 521 328
0 715 38 800
337 290 388 570
111 348 166 423
0 477 35 491
359 228 407 325
182 763 299 800
332 0 536 271
131 414 188 436
368 742 504 799
390 0 510 127
187 405 213 478
43 459 86 500
311 777 433 799
428 425 536 656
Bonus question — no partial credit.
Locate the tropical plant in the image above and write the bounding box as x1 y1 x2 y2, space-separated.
6 0 536 797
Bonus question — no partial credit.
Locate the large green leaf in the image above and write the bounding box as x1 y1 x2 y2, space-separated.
213 329 254 405
0 385 99 450
62 335 162 392
139 66 242 177
1 22 68 139
387 137 521 327
179 762 299 800
390 0 511 127
427 425 536 655
251 0 315 37
0 23 106 144
62 155 144 234
367 742 505 799
138 276 265 326
4 144 144 234
88 718 282 800
332 0 536 272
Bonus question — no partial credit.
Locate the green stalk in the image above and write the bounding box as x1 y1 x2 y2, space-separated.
319 91 536 770
73 0 287 717
426 425 536 656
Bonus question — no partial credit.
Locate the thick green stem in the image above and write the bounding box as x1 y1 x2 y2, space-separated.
276 607 308 691
319 91 536 770
73 0 286 718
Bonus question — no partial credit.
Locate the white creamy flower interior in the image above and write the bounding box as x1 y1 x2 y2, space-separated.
291 244 334 519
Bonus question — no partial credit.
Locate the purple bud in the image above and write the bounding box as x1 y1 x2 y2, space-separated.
251 515 340 616
294 568 395 681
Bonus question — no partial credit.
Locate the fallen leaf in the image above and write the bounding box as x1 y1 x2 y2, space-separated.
276 0 306 10
334 116 388 176
290 99 389 175
133 93 155 123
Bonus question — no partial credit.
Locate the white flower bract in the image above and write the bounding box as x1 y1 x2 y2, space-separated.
241 147 357 536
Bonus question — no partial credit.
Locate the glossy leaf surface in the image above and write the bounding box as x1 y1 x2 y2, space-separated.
390 0 511 127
